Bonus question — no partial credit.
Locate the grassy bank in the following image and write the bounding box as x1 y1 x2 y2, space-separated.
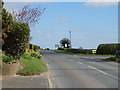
17 55 48 75
54 50 113 56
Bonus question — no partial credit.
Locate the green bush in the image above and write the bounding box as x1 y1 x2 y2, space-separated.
96 43 120 55
31 53 42 59
2 55 14 63
31 53 38 57
22 54 32 59
2 21 30 59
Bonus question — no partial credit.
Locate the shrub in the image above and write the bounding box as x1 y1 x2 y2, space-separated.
96 43 120 55
2 21 30 59
22 54 32 59
31 53 38 57
2 56 14 63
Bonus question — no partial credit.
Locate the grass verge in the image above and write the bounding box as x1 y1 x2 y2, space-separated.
54 50 113 56
17 55 48 76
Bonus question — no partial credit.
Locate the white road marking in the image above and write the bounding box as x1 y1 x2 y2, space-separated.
70 59 74 61
78 62 83 64
88 66 118 80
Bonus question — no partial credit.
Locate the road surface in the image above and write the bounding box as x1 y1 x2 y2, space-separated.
42 50 119 88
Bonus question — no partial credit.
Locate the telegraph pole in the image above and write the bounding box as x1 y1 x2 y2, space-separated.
69 31 72 48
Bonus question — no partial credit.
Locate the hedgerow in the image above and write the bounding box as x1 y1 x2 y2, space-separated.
96 43 120 55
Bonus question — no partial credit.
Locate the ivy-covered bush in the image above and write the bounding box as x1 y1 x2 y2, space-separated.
96 43 120 55
2 21 30 59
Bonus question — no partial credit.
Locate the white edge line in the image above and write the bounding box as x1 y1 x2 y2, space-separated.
88 66 118 80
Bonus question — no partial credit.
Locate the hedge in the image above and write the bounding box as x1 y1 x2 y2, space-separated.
58 48 95 54
29 44 40 51
96 43 120 55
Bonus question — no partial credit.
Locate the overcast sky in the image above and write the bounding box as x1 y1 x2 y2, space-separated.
4 1 118 49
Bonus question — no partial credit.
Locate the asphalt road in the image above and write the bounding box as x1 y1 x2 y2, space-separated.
42 50 119 88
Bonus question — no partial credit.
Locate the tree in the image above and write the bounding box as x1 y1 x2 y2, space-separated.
60 38 71 48
12 4 45 27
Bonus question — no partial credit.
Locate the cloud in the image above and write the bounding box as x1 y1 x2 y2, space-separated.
84 0 118 7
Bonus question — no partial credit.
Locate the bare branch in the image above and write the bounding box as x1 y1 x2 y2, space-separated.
13 4 45 27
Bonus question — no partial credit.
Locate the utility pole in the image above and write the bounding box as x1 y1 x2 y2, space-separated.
69 31 72 48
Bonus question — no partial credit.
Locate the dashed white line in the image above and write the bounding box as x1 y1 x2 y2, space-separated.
88 66 118 80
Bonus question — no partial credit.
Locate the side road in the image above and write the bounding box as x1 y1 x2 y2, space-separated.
2 72 50 88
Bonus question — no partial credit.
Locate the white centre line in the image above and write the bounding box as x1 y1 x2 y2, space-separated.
88 66 118 80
